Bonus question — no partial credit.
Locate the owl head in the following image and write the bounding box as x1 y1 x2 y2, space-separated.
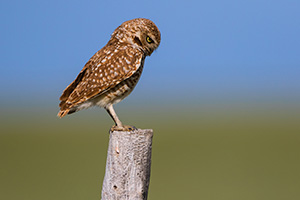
110 18 161 56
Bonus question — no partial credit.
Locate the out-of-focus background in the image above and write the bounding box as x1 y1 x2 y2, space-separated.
1 0 300 199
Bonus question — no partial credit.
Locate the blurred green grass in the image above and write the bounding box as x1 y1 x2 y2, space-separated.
0 103 300 200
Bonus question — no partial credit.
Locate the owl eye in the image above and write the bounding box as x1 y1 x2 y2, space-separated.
146 36 154 44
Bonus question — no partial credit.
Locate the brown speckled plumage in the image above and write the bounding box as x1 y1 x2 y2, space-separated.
58 18 160 130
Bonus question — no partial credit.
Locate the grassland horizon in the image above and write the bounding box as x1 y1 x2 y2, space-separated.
1 99 299 200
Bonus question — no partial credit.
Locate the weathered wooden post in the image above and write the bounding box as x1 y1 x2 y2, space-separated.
101 129 154 200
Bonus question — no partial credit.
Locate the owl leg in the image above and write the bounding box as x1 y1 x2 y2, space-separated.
105 104 123 127
105 104 137 131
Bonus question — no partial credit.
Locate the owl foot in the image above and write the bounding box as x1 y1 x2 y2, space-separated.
110 125 137 132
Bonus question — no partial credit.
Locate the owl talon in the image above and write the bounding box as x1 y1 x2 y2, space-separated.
110 125 137 132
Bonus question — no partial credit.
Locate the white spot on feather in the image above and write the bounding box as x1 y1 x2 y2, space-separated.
123 67 130 74
125 58 131 64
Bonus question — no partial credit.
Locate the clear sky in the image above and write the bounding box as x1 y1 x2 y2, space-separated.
0 0 299 107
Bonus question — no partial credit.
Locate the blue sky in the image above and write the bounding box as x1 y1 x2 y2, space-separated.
0 0 299 107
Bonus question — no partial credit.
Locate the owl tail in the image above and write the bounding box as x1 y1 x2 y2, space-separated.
57 109 70 118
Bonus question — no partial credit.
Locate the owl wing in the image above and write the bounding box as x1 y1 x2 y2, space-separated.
58 44 144 117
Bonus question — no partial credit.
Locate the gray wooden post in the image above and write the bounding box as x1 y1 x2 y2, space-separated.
101 129 154 200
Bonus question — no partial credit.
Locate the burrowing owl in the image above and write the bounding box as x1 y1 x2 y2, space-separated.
58 18 161 131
